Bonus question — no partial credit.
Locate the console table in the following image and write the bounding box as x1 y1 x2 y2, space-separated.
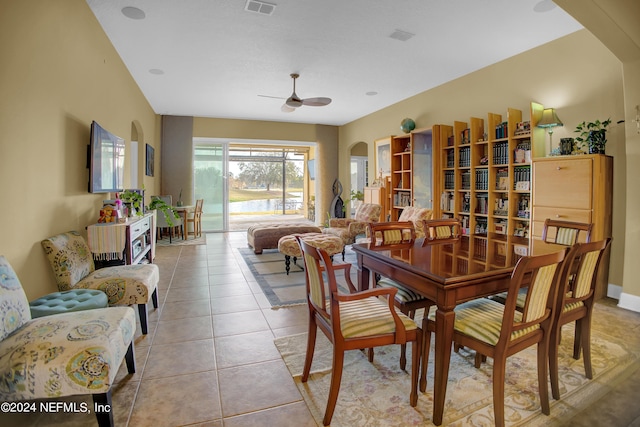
87 212 156 265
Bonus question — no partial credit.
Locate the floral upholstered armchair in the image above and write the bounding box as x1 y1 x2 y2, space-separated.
0 255 136 427
397 206 433 239
323 203 381 257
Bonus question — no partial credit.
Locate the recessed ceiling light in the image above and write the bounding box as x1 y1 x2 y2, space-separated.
366 91 378 96
122 6 146 20
149 69 164 75
533 0 556 12
389 29 414 42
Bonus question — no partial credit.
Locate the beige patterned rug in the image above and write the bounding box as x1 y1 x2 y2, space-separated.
156 234 206 247
275 316 639 426
238 247 357 308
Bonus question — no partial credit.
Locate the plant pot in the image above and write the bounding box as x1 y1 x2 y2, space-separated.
587 130 606 154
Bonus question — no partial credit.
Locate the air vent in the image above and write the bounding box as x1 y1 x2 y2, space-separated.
245 0 276 16
389 29 415 42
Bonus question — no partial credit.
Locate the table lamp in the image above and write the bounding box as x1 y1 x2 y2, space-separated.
537 108 563 155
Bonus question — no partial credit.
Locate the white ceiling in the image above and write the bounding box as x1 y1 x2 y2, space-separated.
86 0 583 127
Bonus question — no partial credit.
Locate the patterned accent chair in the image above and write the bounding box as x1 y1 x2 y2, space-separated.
397 206 433 239
41 231 159 334
0 255 136 427
549 238 611 400
542 219 593 245
422 249 567 427
323 203 381 259
297 237 421 426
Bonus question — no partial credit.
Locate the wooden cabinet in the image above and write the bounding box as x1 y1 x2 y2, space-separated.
89 212 155 266
125 212 155 265
531 154 613 298
434 103 545 271
364 185 389 222
387 128 435 220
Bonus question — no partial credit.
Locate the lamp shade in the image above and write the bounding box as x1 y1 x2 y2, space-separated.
538 108 563 128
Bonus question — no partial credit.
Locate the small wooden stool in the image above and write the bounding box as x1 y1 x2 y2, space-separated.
277 233 344 275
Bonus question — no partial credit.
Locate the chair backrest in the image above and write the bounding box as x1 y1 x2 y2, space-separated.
195 199 204 214
423 218 462 243
398 207 433 238
156 207 182 227
354 203 382 223
41 231 95 291
0 255 31 340
499 249 567 346
153 195 173 206
556 238 611 314
368 221 416 246
542 219 592 246
297 236 337 318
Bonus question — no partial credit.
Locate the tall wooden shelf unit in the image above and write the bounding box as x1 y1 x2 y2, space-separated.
390 134 412 220
435 103 545 271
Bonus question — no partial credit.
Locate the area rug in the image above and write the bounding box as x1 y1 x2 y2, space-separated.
156 234 206 247
275 318 639 426
238 246 357 308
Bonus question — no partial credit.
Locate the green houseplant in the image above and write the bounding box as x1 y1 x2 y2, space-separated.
119 190 144 217
148 196 180 226
574 118 611 154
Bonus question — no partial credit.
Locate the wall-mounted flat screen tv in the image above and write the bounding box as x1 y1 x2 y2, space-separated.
88 121 125 193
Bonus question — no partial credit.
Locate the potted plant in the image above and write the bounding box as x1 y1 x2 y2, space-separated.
574 118 611 154
148 196 180 226
119 190 144 217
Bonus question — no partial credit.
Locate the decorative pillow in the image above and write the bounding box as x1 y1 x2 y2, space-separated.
398 207 433 238
0 255 31 341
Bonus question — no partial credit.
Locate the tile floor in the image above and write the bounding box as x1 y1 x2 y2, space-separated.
4 232 640 426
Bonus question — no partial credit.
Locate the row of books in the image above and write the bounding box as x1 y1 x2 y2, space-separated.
495 122 508 139
446 150 455 168
514 140 532 163
492 141 510 164
475 169 489 191
444 170 455 190
441 191 455 211
393 192 412 207
461 171 471 190
459 146 471 167
475 194 489 214
513 166 531 188
495 168 509 190
473 238 488 261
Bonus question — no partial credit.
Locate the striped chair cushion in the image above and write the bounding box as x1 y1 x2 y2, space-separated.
572 250 599 298
556 227 578 245
339 296 417 338
428 298 538 346
563 300 585 313
377 278 427 303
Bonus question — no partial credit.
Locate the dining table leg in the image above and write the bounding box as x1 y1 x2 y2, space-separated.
433 306 456 426
356 253 371 292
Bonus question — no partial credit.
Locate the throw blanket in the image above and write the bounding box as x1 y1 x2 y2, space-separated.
87 224 126 261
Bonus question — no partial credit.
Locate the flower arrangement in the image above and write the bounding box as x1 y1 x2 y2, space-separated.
119 190 144 217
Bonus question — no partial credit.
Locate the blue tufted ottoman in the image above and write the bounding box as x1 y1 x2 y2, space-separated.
29 289 108 318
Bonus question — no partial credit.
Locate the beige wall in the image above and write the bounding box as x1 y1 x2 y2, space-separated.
0 0 159 299
339 29 628 290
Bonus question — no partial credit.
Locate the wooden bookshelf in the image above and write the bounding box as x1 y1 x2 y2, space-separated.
434 102 545 270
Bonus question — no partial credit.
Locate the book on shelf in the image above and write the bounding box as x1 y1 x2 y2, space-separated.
495 168 508 190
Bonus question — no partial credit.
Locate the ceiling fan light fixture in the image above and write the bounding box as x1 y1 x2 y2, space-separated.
285 95 303 108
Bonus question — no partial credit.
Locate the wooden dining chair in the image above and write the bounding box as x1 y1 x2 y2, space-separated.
368 221 429 370
422 249 567 427
542 219 593 245
297 236 422 426
423 218 462 244
549 238 611 400
186 199 204 238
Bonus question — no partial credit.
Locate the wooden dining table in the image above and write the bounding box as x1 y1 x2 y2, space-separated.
352 239 519 425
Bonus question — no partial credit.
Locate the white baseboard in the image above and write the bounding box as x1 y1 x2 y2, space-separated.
607 283 622 300
614 286 640 313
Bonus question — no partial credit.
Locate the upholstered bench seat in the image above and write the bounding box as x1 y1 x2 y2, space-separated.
29 289 108 318
278 233 344 275
247 223 322 254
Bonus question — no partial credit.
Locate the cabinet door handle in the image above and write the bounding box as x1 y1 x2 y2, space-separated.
556 166 564 170
555 214 564 218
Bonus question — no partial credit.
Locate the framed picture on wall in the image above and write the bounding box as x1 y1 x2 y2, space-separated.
145 144 154 177
375 138 391 178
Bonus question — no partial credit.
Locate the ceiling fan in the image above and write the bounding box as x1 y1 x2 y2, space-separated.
260 73 332 113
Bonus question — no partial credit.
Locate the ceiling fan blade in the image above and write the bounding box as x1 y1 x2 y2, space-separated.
258 94 286 100
281 104 295 113
302 97 332 107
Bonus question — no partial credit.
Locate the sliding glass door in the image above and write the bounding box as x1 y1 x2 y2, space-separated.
194 143 227 231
